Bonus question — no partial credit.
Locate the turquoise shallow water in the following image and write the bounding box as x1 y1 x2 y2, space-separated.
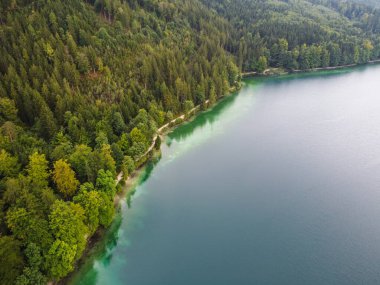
70 65 380 285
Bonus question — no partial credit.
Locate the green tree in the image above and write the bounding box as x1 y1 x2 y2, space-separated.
95 131 109 148
50 132 73 161
98 192 114 227
96 169 116 199
6 207 30 241
95 144 116 175
257 56 268 73
321 48 330 67
73 189 101 235
0 149 20 179
53 159 79 198
38 103 57 140
6 208 53 253
15 267 46 285
0 236 24 285
110 112 126 136
184 100 194 113
49 200 88 259
209 83 217 105
15 243 46 285
69 144 93 183
121 155 135 179
117 133 130 154
26 152 49 190
111 143 124 170
0 98 18 123
24 243 43 269
129 127 148 159
45 239 76 280
76 53 90 74
226 60 239 85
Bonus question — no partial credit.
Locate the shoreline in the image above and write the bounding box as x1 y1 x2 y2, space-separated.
241 59 380 78
61 85 240 285
63 60 380 283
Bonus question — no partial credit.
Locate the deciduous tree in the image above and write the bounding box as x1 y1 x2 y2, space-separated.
52 159 79 198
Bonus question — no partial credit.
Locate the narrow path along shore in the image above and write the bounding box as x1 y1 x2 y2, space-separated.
116 99 210 184
116 59 380 186
82 95 222 285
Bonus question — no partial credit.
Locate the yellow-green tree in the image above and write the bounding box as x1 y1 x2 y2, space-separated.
26 152 49 190
52 160 79 199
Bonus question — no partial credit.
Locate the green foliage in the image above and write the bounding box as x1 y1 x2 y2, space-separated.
98 192 114 227
111 143 124 171
1 0 380 282
0 149 19 179
202 0 380 72
26 153 49 190
69 144 94 183
257 56 268 73
95 144 116 176
49 200 88 259
0 98 18 124
184 101 195 113
6 207 30 241
16 243 47 285
53 159 79 199
0 236 24 285
24 243 43 269
121 155 135 178
155 135 162 150
15 267 47 285
129 127 148 159
50 132 73 161
45 239 76 280
5 207 53 253
73 189 101 235
96 169 116 199
117 133 130 154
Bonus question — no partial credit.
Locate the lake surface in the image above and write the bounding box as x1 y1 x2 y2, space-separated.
70 65 380 285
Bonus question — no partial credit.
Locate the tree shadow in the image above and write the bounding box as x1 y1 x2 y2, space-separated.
167 93 239 145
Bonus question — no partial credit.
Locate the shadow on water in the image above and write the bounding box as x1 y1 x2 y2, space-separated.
68 92 242 284
247 64 374 87
167 93 238 145
68 155 162 285
126 154 161 208
167 64 373 147
68 63 380 285
68 64 380 285
68 90 245 284
68 211 123 285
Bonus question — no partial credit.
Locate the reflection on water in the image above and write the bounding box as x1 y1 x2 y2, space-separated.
126 153 162 207
167 92 238 144
264 64 369 82
69 64 380 285
68 154 163 285
68 90 241 285
70 210 123 285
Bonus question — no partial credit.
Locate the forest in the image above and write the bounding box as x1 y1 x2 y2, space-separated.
1 0 380 284
202 0 380 71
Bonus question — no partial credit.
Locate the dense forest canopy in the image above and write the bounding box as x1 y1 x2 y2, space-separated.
1 0 380 284
351 0 380 8
201 0 380 71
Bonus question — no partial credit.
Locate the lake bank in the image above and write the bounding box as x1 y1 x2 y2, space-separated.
61 84 240 285
68 64 380 285
241 59 380 78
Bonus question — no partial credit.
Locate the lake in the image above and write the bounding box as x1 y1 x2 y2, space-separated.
70 65 380 285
